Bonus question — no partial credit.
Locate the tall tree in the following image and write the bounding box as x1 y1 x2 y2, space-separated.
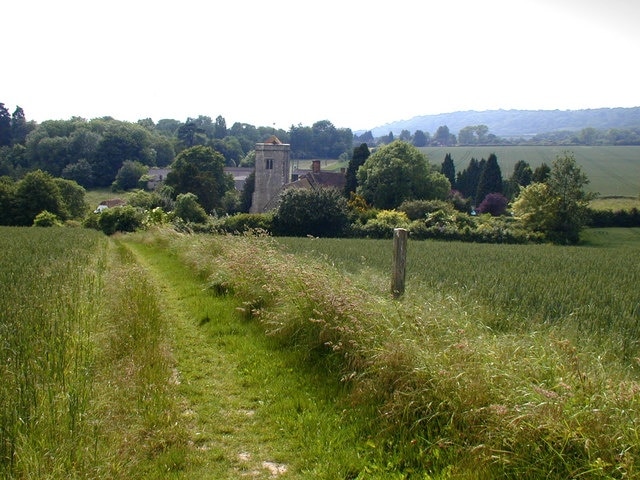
166 145 234 213
440 153 456 188
344 143 370 196
455 157 482 201
412 130 429 147
356 140 437 209
10 106 29 145
214 115 227 139
0 103 11 147
546 151 595 243
532 162 551 183
434 125 453 146
476 153 503 204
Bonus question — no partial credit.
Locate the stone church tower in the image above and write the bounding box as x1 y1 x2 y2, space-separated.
250 135 291 213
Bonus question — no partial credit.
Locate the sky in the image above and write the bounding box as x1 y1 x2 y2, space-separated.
3 0 640 132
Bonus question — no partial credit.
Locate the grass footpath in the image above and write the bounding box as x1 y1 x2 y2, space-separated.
122 237 371 479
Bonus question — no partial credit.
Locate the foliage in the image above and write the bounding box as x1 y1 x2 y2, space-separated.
32 209 62 227
94 205 144 235
545 151 596 243
398 199 453 221
344 143 370 196
589 207 640 227
356 140 439 209
214 212 274 234
475 152 503 202
440 152 455 187
166 145 233 213
273 187 350 237
173 192 208 223
511 182 560 234
351 209 410 238
112 159 148 191
477 192 508 216
455 157 483 202
14 169 69 225
289 120 353 159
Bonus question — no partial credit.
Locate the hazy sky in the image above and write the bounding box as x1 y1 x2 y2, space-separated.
3 0 639 131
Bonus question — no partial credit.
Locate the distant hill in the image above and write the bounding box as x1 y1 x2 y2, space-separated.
364 107 640 138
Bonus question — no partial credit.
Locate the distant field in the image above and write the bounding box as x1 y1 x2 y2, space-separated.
420 145 640 197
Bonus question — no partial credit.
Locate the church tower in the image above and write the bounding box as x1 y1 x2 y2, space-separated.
250 135 291 213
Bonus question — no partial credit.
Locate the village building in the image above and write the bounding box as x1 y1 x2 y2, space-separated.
144 135 345 213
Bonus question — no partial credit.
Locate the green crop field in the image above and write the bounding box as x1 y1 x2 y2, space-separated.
3 226 640 478
420 145 640 197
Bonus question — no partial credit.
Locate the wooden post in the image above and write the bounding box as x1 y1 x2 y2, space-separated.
391 228 408 298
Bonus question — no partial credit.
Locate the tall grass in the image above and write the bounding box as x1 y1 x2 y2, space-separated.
0 227 187 478
0 227 106 477
153 229 640 478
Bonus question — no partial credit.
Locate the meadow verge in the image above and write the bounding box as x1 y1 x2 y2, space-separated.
144 228 640 479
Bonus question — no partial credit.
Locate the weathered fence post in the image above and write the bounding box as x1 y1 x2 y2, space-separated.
391 228 408 298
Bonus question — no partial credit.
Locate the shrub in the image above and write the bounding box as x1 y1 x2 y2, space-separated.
477 192 509 216
96 206 144 235
216 213 273 234
33 210 62 227
173 193 208 223
398 199 453 220
273 187 350 237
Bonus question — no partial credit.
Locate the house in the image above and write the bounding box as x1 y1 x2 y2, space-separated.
94 198 126 213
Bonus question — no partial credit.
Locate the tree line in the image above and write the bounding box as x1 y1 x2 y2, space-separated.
355 124 640 147
0 103 354 190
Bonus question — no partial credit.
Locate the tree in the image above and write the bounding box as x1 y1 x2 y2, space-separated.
546 151 595 243
11 106 30 145
399 129 412 142
412 130 429 147
532 162 550 183
504 160 533 199
440 153 456 188
477 192 508 216
273 187 349 237
356 140 435 209
14 170 67 225
476 153 503 205
455 158 482 202
511 182 559 234
213 115 227 139
62 159 94 188
0 104 11 147
54 178 87 219
344 143 370 196
458 126 476 145
239 170 255 213
513 152 595 243
0 176 17 225
173 192 208 223
113 160 148 190
434 125 454 146
165 145 234 213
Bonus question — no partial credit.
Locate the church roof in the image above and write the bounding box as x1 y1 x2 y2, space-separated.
263 135 282 144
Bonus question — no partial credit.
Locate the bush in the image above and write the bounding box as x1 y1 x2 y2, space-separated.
351 210 410 239
273 188 350 237
477 192 509 216
398 199 453 220
33 210 62 227
216 213 273 234
96 206 144 235
173 193 208 223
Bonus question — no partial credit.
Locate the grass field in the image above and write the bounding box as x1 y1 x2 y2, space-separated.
298 146 640 199
3 226 640 478
420 145 640 198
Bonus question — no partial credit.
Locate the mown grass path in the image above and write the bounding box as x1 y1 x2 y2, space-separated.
122 238 367 479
